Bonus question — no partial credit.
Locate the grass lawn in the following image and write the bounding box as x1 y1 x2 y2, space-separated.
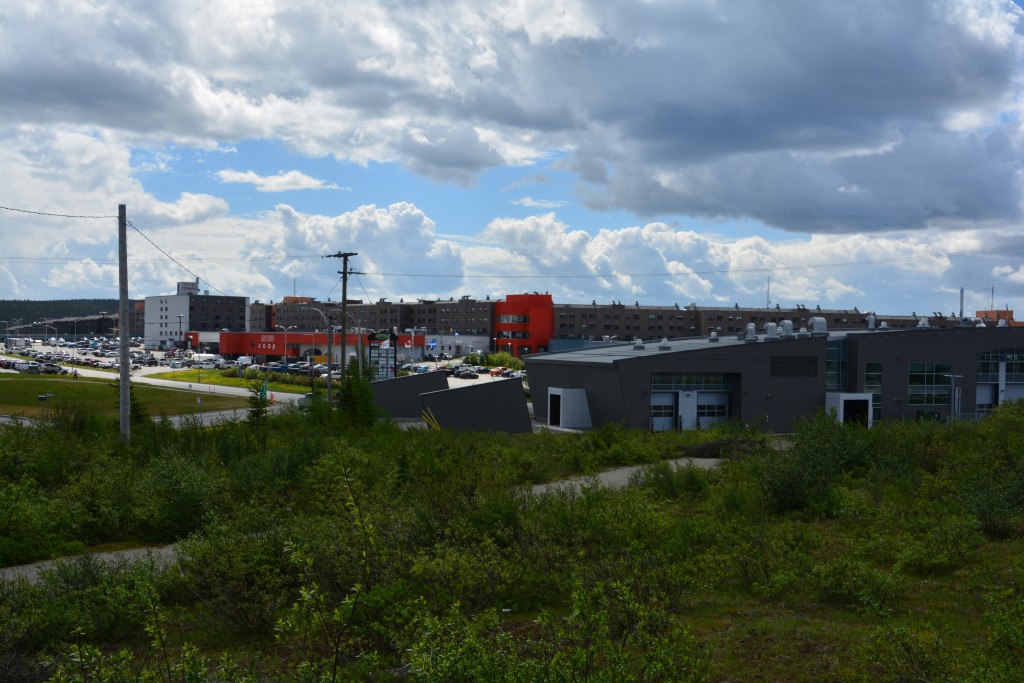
0 374 249 419
147 368 312 394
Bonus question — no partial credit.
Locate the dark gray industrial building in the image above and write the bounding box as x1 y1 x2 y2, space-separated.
525 318 1024 433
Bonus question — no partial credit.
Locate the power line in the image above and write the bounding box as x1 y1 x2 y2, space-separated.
0 205 119 219
4 203 1023 280
124 219 229 297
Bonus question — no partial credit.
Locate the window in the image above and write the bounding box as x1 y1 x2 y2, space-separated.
826 338 847 389
908 363 951 405
977 347 1024 383
651 373 733 391
865 362 882 421
697 404 728 418
650 404 674 419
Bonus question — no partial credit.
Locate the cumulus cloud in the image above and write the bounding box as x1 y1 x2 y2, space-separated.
2 1 1022 230
217 169 347 192
2 0 1023 315
512 197 567 208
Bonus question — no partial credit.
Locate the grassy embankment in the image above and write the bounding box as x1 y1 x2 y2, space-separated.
0 374 247 418
1 400 1023 681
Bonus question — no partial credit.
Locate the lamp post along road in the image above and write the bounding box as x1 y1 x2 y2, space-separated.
276 325 295 363
43 325 57 355
300 309 335 405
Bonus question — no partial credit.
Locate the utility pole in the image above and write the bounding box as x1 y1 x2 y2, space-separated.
323 251 361 382
118 204 130 442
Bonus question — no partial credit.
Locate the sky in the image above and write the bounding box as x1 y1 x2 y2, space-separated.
2 0 1024 318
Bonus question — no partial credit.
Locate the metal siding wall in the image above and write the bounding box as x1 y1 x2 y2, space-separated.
371 372 449 419
421 379 532 432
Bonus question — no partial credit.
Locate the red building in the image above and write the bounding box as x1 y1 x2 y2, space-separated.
493 293 554 357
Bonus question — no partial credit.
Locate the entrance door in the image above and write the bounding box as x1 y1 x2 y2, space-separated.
549 393 561 427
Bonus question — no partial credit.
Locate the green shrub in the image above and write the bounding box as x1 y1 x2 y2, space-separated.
177 509 296 634
897 515 983 577
810 558 904 614
631 460 710 501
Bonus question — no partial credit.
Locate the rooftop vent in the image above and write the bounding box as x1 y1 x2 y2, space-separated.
867 314 876 330
809 316 828 337
658 338 671 351
764 322 779 341
708 331 719 343
633 338 645 350
879 321 889 329
744 322 758 343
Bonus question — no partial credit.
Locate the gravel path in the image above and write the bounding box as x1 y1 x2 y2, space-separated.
530 457 721 496
0 544 178 584
1 457 723 585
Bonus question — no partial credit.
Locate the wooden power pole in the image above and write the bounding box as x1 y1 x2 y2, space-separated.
324 251 360 382
118 204 130 441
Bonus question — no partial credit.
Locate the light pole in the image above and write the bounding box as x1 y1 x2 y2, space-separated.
276 325 296 363
946 374 964 421
43 325 57 355
177 314 184 351
300 308 335 405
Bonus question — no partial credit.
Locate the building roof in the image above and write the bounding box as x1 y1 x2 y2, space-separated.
526 321 1011 366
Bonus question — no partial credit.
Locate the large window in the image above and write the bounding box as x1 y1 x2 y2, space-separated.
498 315 529 324
865 362 882 421
826 338 847 390
976 347 1024 383
908 363 951 405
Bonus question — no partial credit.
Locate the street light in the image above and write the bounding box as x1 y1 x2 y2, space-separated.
43 325 57 354
276 325 296 363
945 374 964 421
299 308 335 405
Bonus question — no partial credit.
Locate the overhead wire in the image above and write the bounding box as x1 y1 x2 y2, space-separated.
3 203 1024 282
124 219 229 296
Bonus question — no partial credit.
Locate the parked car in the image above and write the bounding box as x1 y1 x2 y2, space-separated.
40 362 68 374
454 369 479 379
198 361 216 370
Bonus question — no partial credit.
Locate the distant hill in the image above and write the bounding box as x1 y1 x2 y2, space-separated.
0 299 122 325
